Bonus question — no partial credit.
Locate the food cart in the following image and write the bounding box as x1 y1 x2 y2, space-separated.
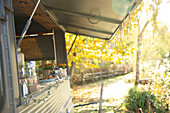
0 0 142 112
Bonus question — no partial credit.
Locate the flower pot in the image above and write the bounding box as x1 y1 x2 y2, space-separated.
63 69 67 76
55 70 60 74
42 70 50 77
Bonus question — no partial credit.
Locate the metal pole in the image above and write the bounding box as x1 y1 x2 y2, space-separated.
17 0 41 48
99 82 104 113
67 35 78 55
52 30 57 66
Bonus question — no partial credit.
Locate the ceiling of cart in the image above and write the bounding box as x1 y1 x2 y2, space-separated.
13 0 141 60
14 0 141 40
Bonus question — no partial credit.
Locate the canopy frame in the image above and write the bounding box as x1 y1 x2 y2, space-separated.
17 0 41 48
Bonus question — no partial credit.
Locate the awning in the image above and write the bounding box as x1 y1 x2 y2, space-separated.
14 0 141 39
13 0 142 60
40 0 141 40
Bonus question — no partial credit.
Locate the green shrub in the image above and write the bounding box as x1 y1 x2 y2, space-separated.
124 87 156 112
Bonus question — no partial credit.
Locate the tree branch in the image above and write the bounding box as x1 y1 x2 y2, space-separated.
140 20 150 36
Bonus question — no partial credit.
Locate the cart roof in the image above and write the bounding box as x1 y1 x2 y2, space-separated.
13 0 141 60
14 0 141 40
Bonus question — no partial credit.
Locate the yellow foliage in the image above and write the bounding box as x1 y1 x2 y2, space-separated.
65 32 134 68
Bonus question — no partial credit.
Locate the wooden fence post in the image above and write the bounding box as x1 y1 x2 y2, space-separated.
81 73 84 84
99 82 104 113
107 68 110 78
92 69 94 82
100 72 102 80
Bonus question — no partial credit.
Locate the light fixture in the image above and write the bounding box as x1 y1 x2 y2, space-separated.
19 1 28 4
44 22 49 24
34 14 41 16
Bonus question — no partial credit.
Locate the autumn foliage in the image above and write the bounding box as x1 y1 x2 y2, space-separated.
65 33 135 74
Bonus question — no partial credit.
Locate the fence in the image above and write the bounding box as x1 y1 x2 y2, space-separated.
70 63 132 84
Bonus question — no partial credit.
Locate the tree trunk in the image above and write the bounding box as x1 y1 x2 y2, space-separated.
120 20 125 41
135 20 150 85
70 61 76 76
135 34 142 85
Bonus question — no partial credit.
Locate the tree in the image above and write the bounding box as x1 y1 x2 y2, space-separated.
134 0 162 85
135 20 150 85
65 32 134 78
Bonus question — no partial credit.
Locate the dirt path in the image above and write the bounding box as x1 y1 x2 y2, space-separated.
71 73 135 113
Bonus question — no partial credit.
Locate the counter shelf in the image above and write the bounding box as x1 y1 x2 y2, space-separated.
20 76 69 106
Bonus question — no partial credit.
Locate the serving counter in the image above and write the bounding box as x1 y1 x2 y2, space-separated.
17 76 74 113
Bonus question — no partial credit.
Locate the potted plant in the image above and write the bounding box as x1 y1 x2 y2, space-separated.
57 63 66 69
57 64 67 76
39 63 53 77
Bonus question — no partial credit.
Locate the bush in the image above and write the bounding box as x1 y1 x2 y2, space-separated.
123 87 157 112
